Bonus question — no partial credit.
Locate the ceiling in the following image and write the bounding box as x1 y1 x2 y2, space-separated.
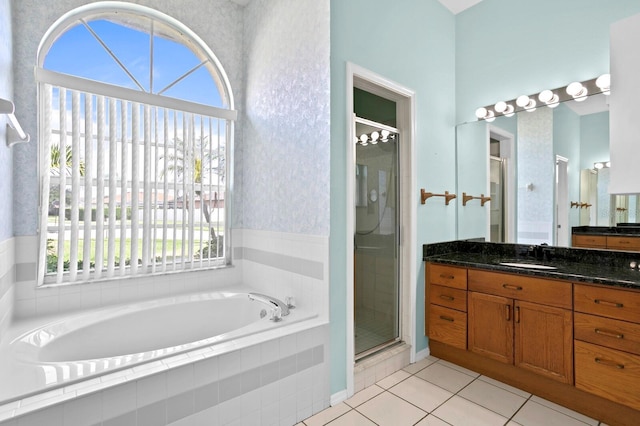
230 0 483 14
437 0 483 15
565 93 610 116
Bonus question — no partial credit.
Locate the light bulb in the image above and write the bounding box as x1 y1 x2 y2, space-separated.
516 95 530 108
594 162 604 169
524 99 537 111
538 90 559 108
485 110 495 122
596 73 611 95
371 131 379 142
475 107 488 119
495 101 507 113
381 129 390 138
566 82 584 96
606 161 611 168
360 134 368 143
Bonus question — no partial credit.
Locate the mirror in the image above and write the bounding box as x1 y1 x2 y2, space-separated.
456 93 640 247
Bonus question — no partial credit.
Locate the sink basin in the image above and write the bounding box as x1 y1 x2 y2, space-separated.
499 262 558 270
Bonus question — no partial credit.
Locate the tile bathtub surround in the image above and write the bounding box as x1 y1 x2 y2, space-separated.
303 357 605 426
0 324 330 425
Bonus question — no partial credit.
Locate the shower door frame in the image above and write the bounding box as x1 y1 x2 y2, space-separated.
344 62 417 401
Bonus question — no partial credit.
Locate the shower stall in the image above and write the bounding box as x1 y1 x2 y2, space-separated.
354 116 400 359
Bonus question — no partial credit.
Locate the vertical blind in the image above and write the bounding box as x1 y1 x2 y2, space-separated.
38 82 232 285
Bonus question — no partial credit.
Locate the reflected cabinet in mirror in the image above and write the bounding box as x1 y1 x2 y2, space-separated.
456 93 640 249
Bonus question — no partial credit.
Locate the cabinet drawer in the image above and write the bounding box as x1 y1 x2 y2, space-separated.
575 340 640 411
575 312 640 355
606 236 640 251
572 234 607 248
428 304 467 350
430 285 467 312
468 269 572 309
574 284 640 323
428 264 467 290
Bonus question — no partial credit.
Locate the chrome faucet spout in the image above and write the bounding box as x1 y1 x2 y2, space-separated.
248 292 290 316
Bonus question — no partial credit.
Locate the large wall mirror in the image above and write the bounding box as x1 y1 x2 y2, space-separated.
455 91 640 247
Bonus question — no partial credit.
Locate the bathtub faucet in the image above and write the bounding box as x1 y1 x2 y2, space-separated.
248 293 291 317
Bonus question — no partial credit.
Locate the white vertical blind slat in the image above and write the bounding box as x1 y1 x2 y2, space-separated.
119 101 128 276
161 109 169 272
107 98 117 277
95 95 106 279
69 91 81 282
181 113 187 265
152 107 159 273
56 88 67 283
82 94 93 281
142 104 151 270
199 116 204 268
131 103 140 274
188 114 195 266
38 85 52 286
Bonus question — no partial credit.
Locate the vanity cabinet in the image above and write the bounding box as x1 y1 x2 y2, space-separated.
572 233 640 251
574 284 640 411
426 264 467 350
467 269 573 384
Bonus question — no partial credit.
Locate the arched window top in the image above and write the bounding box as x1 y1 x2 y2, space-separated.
37 1 234 109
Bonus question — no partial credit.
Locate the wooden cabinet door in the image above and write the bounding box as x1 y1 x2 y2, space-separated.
514 301 573 384
468 292 513 364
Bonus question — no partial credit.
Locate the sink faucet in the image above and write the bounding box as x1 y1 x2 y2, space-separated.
248 293 291 317
528 243 554 261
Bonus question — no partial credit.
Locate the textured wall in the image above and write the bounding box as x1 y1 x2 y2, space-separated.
0 0 12 242
242 0 330 235
11 0 245 236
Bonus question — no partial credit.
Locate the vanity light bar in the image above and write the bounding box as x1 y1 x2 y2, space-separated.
475 74 611 121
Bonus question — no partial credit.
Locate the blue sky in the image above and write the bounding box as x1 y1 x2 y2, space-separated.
44 19 223 107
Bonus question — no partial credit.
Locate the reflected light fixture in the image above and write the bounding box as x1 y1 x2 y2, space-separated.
566 82 588 102
594 161 610 170
538 90 559 108
596 73 611 95
475 107 495 122
370 131 379 144
355 128 396 146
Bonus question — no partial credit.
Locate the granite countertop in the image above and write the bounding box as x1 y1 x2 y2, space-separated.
424 240 640 290
572 226 640 237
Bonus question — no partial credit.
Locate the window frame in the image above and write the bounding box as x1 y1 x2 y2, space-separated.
35 2 236 286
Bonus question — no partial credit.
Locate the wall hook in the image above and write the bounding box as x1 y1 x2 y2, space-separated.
462 192 491 206
421 189 456 205
0 98 30 147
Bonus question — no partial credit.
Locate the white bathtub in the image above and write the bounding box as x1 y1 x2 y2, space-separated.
0 289 316 404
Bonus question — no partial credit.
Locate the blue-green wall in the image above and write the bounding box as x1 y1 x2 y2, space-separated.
553 104 582 231
456 0 640 124
580 112 610 170
330 0 456 394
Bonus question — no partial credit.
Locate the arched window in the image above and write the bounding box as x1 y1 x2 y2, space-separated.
36 2 236 285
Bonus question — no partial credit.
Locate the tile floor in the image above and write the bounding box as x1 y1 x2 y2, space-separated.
300 356 607 426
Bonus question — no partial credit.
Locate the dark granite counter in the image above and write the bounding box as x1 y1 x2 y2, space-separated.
572 225 640 237
423 240 640 290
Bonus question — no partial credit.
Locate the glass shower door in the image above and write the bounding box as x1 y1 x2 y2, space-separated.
354 119 399 359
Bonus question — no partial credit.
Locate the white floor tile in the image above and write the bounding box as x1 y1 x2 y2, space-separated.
415 415 453 426
344 385 384 408
389 376 453 413
529 396 598 426
437 360 480 378
357 392 427 426
326 410 376 426
477 375 531 398
415 363 476 393
432 395 508 426
458 379 527 418
376 369 411 389
402 356 440 375
513 401 593 426
303 402 351 426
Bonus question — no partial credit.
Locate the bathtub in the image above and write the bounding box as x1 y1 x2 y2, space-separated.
0 289 319 408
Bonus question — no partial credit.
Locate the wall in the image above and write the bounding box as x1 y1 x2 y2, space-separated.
456 0 640 124
0 0 14 343
553 104 581 233
331 0 456 395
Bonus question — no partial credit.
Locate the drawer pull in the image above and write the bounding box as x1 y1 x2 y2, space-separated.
502 283 523 291
439 274 455 280
595 357 625 369
439 295 455 301
439 315 454 322
505 305 511 321
594 299 623 308
595 328 624 339
515 306 520 324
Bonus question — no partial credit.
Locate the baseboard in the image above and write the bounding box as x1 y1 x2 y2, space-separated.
330 389 348 406
414 346 430 362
